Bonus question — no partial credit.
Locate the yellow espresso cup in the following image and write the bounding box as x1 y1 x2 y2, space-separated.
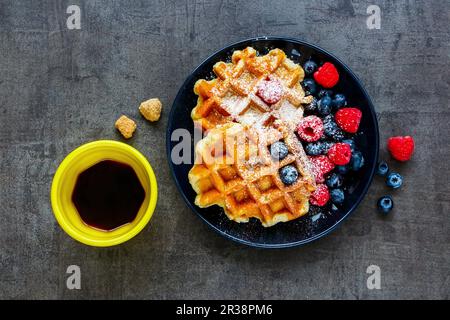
51 140 158 247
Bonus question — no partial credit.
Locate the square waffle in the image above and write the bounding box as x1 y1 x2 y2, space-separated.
188 116 316 227
191 47 313 131
189 46 317 227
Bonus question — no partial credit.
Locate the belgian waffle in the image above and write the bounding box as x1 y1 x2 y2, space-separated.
188 116 316 227
191 47 313 131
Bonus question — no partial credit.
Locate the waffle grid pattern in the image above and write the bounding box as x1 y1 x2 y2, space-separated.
192 47 313 131
189 47 316 227
189 118 315 227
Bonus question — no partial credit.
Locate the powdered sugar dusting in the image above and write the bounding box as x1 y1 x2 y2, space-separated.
256 78 283 105
238 107 263 126
277 99 303 128
220 94 249 116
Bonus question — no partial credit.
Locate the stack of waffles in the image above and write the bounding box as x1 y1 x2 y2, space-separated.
188 47 317 227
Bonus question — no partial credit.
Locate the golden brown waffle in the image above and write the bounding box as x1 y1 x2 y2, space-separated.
188 116 316 227
191 47 313 131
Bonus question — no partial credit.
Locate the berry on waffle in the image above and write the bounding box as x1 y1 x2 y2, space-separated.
189 118 316 227
191 47 313 131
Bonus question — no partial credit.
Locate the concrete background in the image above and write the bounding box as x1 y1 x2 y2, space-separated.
0 0 449 299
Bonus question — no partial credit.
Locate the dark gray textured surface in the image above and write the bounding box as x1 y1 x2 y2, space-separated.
0 0 449 299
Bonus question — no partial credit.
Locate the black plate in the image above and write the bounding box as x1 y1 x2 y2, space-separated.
166 37 379 248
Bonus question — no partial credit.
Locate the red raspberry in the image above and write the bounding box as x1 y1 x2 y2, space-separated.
387 136 415 162
335 108 362 133
327 142 352 165
310 184 330 206
256 78 283 105
313 62 339 88
297 116 324 142
308 155 335 183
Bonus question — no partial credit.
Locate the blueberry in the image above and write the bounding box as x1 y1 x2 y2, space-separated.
305 143 322 156
376 161 389 176
304 97 318 113
342 138 356 152
317 96 332 116
350 151 365 171
330 189 345 205
323 115 345 141
336 165 349 174
302 78 317 95
377 195 394 214
318 89 333 98
270 141 289 161
279 165 299 185
305 141 333 156
386 172 403 189
332 93 347 110
303 60 318 75
326 172 344 188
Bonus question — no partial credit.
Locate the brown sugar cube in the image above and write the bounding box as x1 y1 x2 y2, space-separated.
139 98 162 122
115 115 136 139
